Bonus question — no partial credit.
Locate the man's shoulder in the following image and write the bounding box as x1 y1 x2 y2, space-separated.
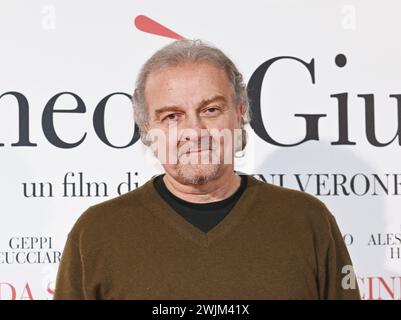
249 174 327 208
248 175 333 228
67 177 154 239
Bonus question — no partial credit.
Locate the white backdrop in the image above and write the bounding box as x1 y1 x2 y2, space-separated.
0 0 400 300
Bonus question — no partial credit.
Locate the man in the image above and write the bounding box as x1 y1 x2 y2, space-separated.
54 39 360 299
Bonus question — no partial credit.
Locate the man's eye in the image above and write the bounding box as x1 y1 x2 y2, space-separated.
163 113 178 121
204 107 220 115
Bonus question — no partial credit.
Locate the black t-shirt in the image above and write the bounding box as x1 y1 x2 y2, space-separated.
153 173 248 233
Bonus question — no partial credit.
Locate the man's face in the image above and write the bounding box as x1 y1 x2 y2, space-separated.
143 62 244 185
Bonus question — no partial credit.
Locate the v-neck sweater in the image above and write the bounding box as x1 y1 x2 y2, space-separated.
53 174 361 300
153 173 248 233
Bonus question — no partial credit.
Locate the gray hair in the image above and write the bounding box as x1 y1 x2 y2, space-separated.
132 39 251 147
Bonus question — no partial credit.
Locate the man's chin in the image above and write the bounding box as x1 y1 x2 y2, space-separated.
176 163 220 185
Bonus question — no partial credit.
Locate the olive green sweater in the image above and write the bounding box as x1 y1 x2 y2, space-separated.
54 174 361 300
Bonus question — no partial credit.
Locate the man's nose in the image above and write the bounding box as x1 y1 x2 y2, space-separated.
185 115 206 133
180 114 207 142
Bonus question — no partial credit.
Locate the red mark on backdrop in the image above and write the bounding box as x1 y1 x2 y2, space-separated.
134 15 186 40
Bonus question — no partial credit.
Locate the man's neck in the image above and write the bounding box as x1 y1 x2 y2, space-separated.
162 170 242 204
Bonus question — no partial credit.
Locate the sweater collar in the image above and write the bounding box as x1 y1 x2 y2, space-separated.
137 173 265 248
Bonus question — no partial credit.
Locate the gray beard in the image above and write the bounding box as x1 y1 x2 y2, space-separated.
176 163 221 185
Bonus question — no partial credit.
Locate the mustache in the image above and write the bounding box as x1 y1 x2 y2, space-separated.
177 136 218 156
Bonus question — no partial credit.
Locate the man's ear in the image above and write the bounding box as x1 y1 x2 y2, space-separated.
237 104 246 125
144 122 151 133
